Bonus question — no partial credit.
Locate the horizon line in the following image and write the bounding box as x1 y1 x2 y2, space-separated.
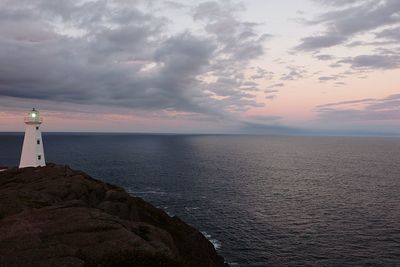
0 131 399 138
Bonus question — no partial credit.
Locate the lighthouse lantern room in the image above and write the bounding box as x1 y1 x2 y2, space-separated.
19 108 46 168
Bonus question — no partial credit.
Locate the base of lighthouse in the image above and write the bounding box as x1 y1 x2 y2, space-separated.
19 122 46 168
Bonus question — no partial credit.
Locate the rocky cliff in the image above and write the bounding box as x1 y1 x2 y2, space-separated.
0 164 228 267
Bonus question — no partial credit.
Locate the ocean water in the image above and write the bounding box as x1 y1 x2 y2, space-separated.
1 133 400 266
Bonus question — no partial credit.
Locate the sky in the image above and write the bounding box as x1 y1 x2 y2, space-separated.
0 0 400 135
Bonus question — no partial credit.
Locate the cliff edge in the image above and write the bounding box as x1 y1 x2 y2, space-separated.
0 164 228 267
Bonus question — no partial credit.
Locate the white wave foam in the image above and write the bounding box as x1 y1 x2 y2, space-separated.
185 206 200 211
165 210 174 217
155 205 174 217
127 189 167 195
201 231 221 250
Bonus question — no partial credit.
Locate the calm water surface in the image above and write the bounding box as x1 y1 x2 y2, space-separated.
1 134 400 266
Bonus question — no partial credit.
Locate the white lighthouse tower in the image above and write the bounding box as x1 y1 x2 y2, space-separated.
19 108 46 168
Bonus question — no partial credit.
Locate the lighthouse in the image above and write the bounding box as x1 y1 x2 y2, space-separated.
19 108 46 168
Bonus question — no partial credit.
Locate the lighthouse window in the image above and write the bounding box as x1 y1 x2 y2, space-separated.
36 126 39 130
38 155 41 160
37 139 40 145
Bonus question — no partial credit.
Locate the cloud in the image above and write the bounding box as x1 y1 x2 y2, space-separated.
296 35 346 51
238 120 303 135
270 83 284 88
193 1 267 62
317 94 400 121
317 98 376 109
334 81 346 86
263 82 282 99
375 26 400 41
0 0 268 120
247 115 282 122
296 0 400 74
250 67 274 80
297 0 400 51
162 1 188 10
338 54 400 70
267 83 284 89
314 54 335 61
312 0 364 6
317 72 346 82
281 66 307 81
318 76 337 81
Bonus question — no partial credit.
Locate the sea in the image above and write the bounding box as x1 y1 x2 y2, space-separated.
1 133 400 266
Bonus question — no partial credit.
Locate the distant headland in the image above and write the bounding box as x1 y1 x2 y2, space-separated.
0 164 228 267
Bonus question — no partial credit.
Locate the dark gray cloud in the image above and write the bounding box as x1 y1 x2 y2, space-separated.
297 0 400 51
0 0 268 118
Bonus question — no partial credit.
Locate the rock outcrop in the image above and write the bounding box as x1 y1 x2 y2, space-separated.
0 164 228 267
